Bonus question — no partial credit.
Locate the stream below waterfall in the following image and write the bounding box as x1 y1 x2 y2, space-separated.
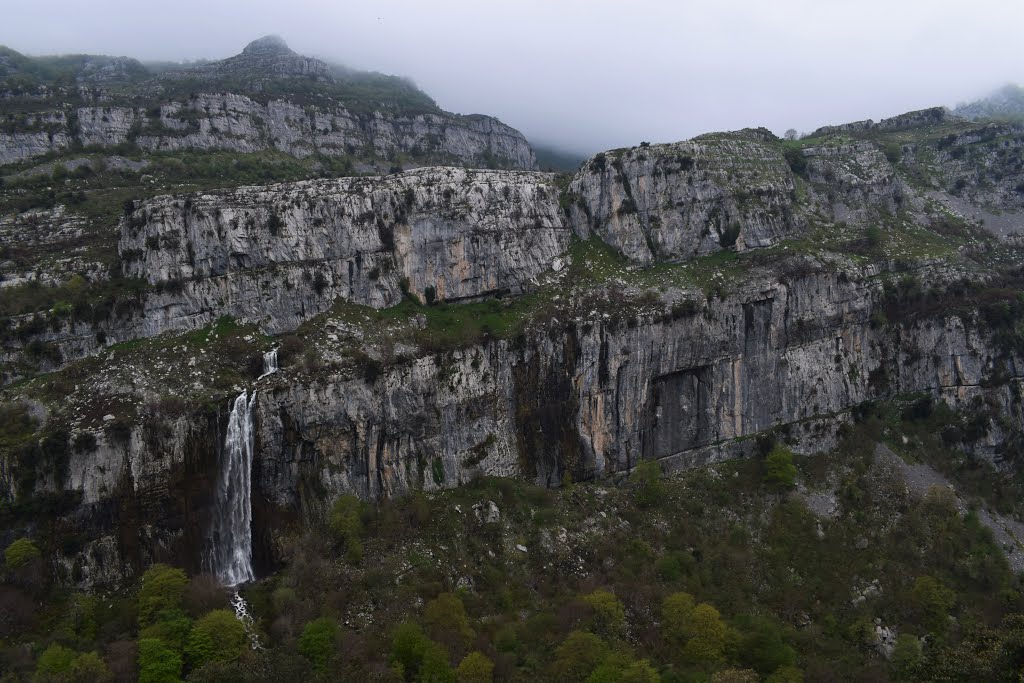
231 591 263 649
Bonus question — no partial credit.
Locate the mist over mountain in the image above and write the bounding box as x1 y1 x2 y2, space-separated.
955 83 1024 121
4 0 1023 153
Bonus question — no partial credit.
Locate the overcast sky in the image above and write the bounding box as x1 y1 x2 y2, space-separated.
3 0 1023 154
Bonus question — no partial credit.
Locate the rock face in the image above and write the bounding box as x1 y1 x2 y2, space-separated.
0 37 539 170
811 107 956 138
568 134 803 264
6 111 1024 586
902 122 1024 212
253 261 1019 506
48 96 537 169
0 112 72 165
802 142 907 221
36 258 1023 584
0 98 537 170
116 167 567 332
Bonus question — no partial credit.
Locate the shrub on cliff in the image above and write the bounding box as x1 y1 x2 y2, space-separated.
330 494 366 564
911 576 955 635
4 537 41 569
783 147 807 177
631 460 665 508
764 445 798 490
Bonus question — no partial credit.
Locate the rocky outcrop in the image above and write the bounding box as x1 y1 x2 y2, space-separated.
902 121 1024 212
811 107 956 138
0 112 72 164
117 167 566 329
802 142 907 221
568 134 803 264
0 131 71 165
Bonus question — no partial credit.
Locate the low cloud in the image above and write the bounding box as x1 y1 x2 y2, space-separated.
3 0 1022 154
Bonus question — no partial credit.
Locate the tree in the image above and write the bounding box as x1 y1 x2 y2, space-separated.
682 604 729 665
784 129 798 141
550 630 606 682
186 609 247 668
456 651 494 683
419 641 456 683
139 608 192 651
424 593 473 652
137 564 189 626
891 634 923 679
764 445 798 490
137 638 182 683
631 460 665 508
736 616 796 674
5 537 41 569
390 622 447 681
587 654 660 683
662 592 696 646
583 589 625 637
298 617 338 672
912 576 955 634
766 665 804 683
33 644 76 682
68 652 113 683
330 494 365 564
619 660 660 683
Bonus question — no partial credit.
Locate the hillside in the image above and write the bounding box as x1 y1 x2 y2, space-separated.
2 46 1024 681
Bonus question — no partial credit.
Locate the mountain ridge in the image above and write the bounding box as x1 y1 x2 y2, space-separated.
0 36 537 170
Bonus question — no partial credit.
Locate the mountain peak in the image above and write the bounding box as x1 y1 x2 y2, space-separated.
242 35 292 56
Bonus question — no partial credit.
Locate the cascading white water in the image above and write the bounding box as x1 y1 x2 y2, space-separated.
258 348 278 379
206 389 256 586
231 591 263 650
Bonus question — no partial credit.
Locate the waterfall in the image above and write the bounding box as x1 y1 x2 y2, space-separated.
258 348 278 379
206 389 256 586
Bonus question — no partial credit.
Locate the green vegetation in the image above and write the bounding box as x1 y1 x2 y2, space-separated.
137 638 183 683
185 609 246 667
4 537 41 569
329 494 367 564
137 564 188 626
763 445 798 490
2 398 1024 680
298 617 339 672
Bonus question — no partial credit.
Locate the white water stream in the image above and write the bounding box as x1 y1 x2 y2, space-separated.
258 348 278 380
206 389 256 586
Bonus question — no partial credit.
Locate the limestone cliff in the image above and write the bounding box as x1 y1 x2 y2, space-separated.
0 37 538 170
4 109 1024 586
568 133 803 264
